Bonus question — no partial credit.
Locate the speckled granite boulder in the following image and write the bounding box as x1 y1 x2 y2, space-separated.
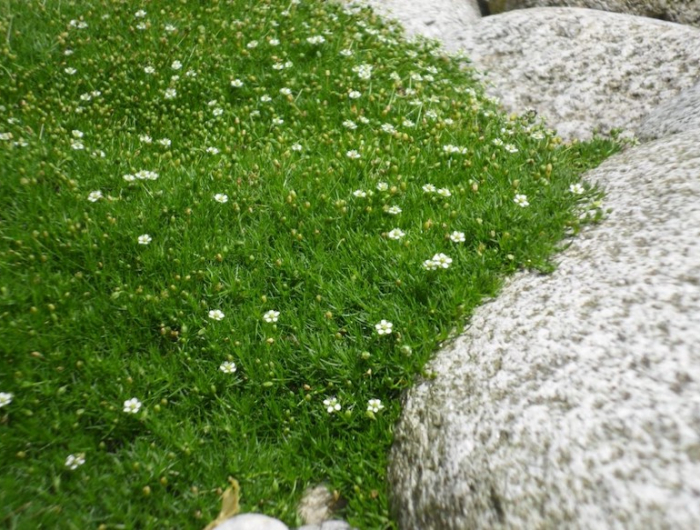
388 128 700 529
458 8 700 140
486 0 700 28
637 79 700 141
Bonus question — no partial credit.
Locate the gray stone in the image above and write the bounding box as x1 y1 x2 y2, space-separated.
389 128 700 529
637 79 700 141
319 520 354 530
297 485 335 525
296 526 321 530
458 8 700 140
213 513 289 530
486 0 700 28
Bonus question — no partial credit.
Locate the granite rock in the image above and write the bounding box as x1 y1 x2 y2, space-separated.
212 513 289 530
637 79 700 141
388 128 700 528
486 0 700 28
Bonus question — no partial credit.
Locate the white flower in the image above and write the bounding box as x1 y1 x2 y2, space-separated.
402 119 415 128
65 454 86 470
504 143 518 154
343 120 357 130
139 134 152 144
71 140 84 150
219 361 237 374
376 182 388 192
514 194 529 208
246 40 259 49
164 24 177 33
123 174 136 182
72 130 84 139
272 63 285 71
123 398 142 414
386 205 402 215
170 75 179 82
492 138 504 147
171 60 182 70
280 87 292 96
432 253 452 269
423 259 438 271
291 143 302 152
214 194 229 203
531 131 545 140
263 310 280 323
569 183 585 195
272 118 284 126
87 191 103 202
340 49 353 57
306 35 326 45
209 309 225 321
158 138 171 147
206 147 220 155
367 399 384 413
422 184 436 193
260 95 272 103
137 234 152 245
64 67 77 75
437 188 451 198
136 22 147 30
213 108 224 117
348 90 361 99
230 79 244 88
135 170 159 180
144 66 155 74
352 64 373 80
357 116 370 124
0 392 12 408
346 150 361 159
387 228 405 240
186 69 197 78
450 231 466 243
164 88 177 99
381 123 396 134
135 10 147 18
323 397 341 414
375 320 393 335
269 38 280 46
353 190 367 198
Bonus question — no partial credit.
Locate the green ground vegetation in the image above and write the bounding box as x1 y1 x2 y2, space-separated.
0 0 618 528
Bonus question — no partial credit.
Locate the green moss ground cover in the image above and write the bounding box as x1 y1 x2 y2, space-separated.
0 0 618 528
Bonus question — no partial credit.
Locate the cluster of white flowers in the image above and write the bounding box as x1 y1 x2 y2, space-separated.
123 170 159 182
423 253 453 270
306 35 326 45
443 145 468 155
352 64 373 81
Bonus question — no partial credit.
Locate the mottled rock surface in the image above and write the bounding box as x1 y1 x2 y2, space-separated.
213 513 290 530
486 0 700 28
637 79 700 141
388 128 700 529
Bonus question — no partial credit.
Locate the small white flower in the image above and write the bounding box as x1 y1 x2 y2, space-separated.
357 116 370 124
123 174 136 182
402 119 415 128
348 90 361 99
340 49 354 57
291 143 302 152
185 69 197 77
137 234 152 245
0 392 12 408
353 190 367 198
134 10 147 18
272 62 285 71
64 67 77 75
492 138 504 147
71 140 84 150
375 320 393 335
423 259 438 271
135 22 147 30
144 66 155 74
386 205 402 215
164 24 177 32
158 138 171 147
272 118 284 126
432 253 452 269
246 40 259 49
323 397 341 414
263 310 280 323
214 194 229 203
449 231 466 243
367 399 384 413
514 194 529 208
123 398 142 414
139 134 152 144
306 35 326 45
343 120 357 130
260 95 272 103
212 107 224 117
64 49 74 56
65 454 86 470
219 361 237 374
269 38 280 46
376 182 388 192
381 123 396 134
437 188 451 198
72 130 84 139
171 60 182 70
230 79 244 88
170 75 179 82
279 87 292 96
164 88 177 99
209 310 225 321
387 228 405 240
87 191 103 202
206 147 220 155
569 183 585 195
422 184 436 193
346 150 361 159
504 143 518 154
531 131 545 140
